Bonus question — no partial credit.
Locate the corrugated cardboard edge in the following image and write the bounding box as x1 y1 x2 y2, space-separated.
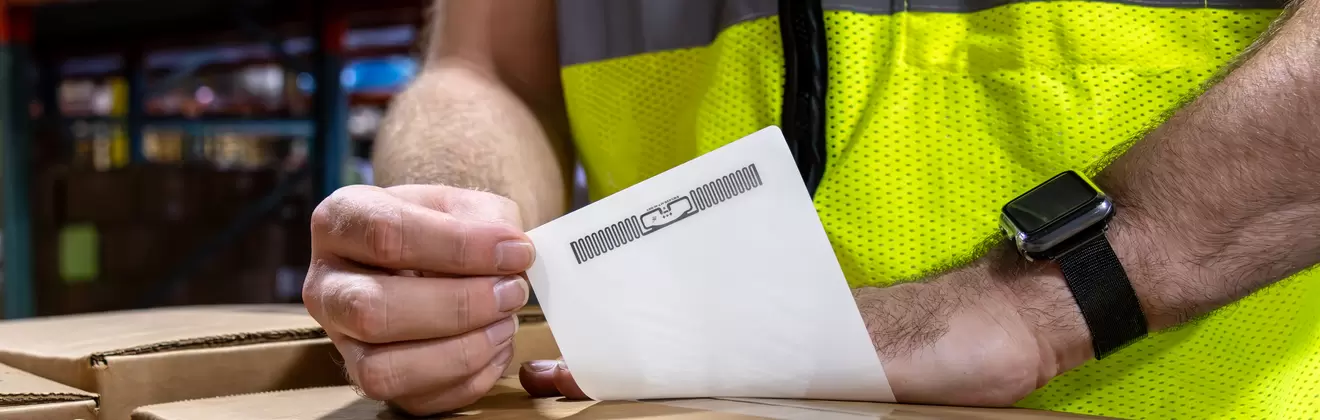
0 392 94 406
88 328 327 367
0 399 98 420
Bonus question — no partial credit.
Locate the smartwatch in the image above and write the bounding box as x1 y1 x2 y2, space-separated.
1000 170 1148 359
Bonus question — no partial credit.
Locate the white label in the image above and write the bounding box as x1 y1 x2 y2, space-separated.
526 126 894 402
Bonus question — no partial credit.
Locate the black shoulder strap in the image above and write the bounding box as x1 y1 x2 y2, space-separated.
778 0 828 197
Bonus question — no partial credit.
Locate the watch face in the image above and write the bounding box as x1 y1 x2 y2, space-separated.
1004 171 1101 234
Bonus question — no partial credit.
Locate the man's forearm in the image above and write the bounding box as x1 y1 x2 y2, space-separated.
374 0 571 228
373 64 570 227
1095 0 1320 331
858 0 1320 402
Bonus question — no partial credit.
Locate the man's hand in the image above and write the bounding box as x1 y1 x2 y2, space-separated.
303 184 536 415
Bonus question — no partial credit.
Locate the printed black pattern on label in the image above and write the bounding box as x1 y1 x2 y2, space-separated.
570 163 763 264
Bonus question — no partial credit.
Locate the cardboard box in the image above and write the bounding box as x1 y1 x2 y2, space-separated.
0 305 347 420
131 377 1102 420
0 362 97 420
134 307 1099 420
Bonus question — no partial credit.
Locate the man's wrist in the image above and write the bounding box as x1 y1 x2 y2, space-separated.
981 245 1096 374
986 216 1170 372
1093 174 1197 332
854 247 1094 404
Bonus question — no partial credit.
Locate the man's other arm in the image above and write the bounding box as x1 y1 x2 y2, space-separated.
305 1 565 414
373 0 572 227
855 0 1320 405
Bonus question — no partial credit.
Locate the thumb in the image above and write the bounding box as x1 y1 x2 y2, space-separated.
518 360 589 400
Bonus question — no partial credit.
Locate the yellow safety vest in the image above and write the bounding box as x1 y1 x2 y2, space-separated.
556 0 1319 418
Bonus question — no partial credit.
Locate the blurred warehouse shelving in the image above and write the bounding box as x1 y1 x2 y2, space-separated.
0 0 426 318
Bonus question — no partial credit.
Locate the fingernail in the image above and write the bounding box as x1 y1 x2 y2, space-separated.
523 360 557 373
495 241 535 271
492 345 515 367
494 276 529 312
486 317 517 346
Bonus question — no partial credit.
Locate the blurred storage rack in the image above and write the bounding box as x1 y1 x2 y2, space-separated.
0 0 425 318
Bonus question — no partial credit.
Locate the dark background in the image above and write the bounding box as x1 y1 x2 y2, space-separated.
0 0 428 318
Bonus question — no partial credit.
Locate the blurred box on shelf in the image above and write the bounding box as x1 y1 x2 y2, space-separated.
281 196 313 268
234 268 281 303
282 231 311 268
65 170 138 224
205 169 279 222
242 223 286 270
175 223 243 268
33 169 67 228
57 224 100 285
172 228 255 306
187 267 281 306
35 223 115 316
57 221 290 310
33 223 60 289
100 225 171 286
36 280 129 317
37 223 250 315
0 305 346 420
0 362 97 420
135 165 202 224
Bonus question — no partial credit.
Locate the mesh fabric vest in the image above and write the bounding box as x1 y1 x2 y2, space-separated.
556 1 1319 418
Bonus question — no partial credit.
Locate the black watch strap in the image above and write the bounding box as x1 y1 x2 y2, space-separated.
1056 231 1149 359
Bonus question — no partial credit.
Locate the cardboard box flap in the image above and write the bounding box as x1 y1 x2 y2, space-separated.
0 305 324 361
88 328 326 366
0 363 95 407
